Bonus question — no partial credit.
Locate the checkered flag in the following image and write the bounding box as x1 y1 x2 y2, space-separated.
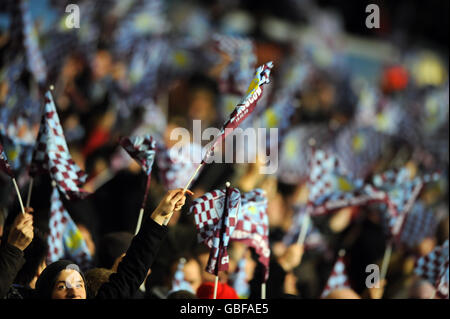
120 135 156 176
47 187 92 271
169 258 194 294
399 201 441 249
231 189 270 282
30 90 88 200
6 0 46 84
212 33 257 95
126 39 168 107
373 168 441 239
156 142 203 190
414 240 449 299
321 253 351 298
0 142 14 177
277 124 332 185
189 186 241 275
120 134 156 209
307 148 384 216
113 0 168 55
332 124 389 179
256 95 296 148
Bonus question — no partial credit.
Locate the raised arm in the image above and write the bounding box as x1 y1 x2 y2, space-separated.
96 189 192 299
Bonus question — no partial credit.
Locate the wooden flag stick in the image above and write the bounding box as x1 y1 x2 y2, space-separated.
162 162 205 226
213 275 219 299
296 213 311 246
135 207 145 235
12 178 26 215
261 282 266 299
26 177 34 207
135 176 152 234
183 162 205 193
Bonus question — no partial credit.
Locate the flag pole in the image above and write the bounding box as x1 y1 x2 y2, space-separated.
261 283 266 299
296 213 310 246
162 162 205 226
26 177 33 207
135 207 145 235
213 275 219 299
135 176 152 234
12 178 26 215
212 181 232 299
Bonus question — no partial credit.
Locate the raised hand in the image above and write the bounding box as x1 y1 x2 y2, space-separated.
150 189 194 225
7 208 34 251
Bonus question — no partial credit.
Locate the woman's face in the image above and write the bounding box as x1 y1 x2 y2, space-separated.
51 269 87 299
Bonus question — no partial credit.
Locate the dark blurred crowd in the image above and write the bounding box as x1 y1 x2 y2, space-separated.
0 0 449 299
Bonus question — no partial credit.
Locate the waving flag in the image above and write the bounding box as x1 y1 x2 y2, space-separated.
0 131 34 174
0 142 14 177
373 168 441 239
399 201 441 249
332 125 389 179
120 135 156 176
17 0 47 84
414 240 449 299
120 134 157 208
0 58 42 127
277 124 332 185
126 39 168 107
47 187 92 271
0 130 33 179
203 62 273 163
257 95 296 146
190 186 241 274
212 33 257 95
170 258 194 294
30 91 88 200
307 148 384 216
321 252 351 298
231 189 270 282
156 142 203 190
114 0 168 55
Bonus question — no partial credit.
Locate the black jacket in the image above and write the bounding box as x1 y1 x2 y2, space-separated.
95 216 167 299
0 243 25 299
